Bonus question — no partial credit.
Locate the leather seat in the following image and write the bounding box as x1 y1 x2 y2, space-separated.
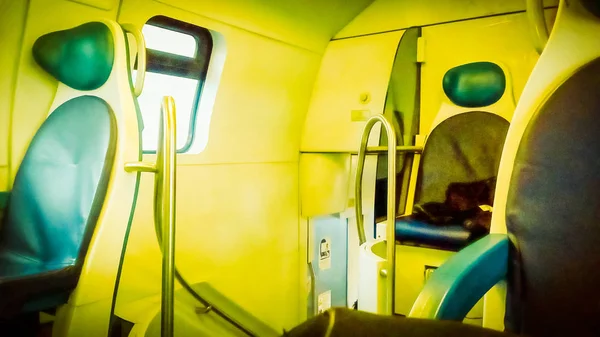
0 94 115 315
395 219 470 250
0 19 143 334
406 1 600 336
395 64 511 249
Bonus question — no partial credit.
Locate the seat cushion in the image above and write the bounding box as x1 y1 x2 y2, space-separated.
395 218 472 250
0 249 75 316
0 258 75 316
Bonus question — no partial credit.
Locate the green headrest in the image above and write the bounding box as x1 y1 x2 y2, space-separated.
33 22 114 91
443 62 506 108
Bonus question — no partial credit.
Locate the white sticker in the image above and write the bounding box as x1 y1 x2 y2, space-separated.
317 290 332 313
318 237 331 270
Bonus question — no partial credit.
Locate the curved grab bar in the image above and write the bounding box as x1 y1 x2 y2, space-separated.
526 0 549 54
121 23 147 97
354 114 397 315
355 115 397 246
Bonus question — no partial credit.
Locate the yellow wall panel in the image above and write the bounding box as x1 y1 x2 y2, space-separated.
119 0 322 164
0 0 28 188
299 153 351 217
300 31 403 152
192 37 319 163
419 10 556 133
68 0 118 10
116 163 300 330
155 0 373 53
336 0 559 38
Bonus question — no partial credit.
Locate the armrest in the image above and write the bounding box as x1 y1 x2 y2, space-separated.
408 234 508 320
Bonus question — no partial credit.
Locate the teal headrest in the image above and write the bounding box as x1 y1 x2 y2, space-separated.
442 62 506 108
33 22 114 91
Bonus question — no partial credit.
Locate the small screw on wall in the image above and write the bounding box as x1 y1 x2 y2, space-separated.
359 92 371 104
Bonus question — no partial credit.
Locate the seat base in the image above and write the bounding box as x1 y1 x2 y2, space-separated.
394 217 473 251
0 261 77 317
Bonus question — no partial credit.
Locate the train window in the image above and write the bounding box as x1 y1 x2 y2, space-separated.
134 16 213 153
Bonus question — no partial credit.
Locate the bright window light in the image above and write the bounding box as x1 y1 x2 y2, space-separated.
132 16 213 153
142 24 197 57
133 71 198 151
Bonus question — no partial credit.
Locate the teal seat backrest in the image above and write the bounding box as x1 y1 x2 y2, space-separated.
0 23 117 277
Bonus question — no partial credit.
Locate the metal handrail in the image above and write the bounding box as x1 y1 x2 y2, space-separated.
120 24 146 97
526 0 549 54
355 115 397 245
354 114 397 315
300 146 422 155
155 96 177 337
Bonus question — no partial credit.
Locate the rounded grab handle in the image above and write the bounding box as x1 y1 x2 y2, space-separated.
355 115 397 246
526 0 549 54
121 23 147 97
355 114 397 316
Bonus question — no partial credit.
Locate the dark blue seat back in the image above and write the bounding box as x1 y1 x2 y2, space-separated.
505 57 600 336
416 112 509 205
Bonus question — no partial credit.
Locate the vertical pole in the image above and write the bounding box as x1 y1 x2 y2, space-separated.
355 114 397 315
383 118 397 316
159 96 177 337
